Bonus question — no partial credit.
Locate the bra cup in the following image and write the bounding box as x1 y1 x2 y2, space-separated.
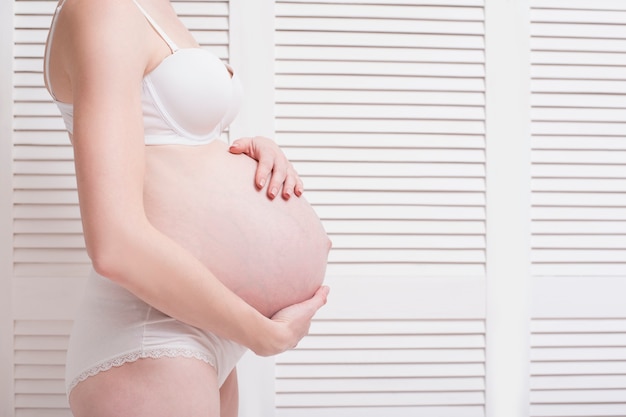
145 49 233 137
220 68 244 132
49 48 242 144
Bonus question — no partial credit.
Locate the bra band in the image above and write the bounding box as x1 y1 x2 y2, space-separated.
131 0 179 53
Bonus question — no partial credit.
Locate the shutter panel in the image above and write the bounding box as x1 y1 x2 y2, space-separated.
276 318 486 417
10 1 230 415
273 1 487 415
530 1 626 416
13 2 80 414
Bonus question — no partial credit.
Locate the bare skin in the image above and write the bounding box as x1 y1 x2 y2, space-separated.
69 359 241 417
46 0 330 415
69 358 221 417
143 140 330 317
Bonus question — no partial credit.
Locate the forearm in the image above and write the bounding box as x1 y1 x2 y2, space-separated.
93 217 275 354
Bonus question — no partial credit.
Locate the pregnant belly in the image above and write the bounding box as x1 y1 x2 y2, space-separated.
143 141 331 317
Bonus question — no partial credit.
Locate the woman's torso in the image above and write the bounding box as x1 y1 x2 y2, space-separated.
45 0 330 317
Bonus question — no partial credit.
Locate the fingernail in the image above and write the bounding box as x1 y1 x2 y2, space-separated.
259 178 266 187
270 187 278 198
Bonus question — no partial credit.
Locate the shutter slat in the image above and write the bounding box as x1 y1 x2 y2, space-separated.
532 389 626 403
275 17 484 34
532 136 626 150
531 37 626 53
330 249 484 263
533 221 626 234
315 205 485 220
532 361 626 375
326 263 485 276
296 162 485 177
276 89 485 105
531 8 626 24
277 74 485 92
277 31 484 49
285 147 485 162
276 103 485 119
276 3 484 21
532 375 626 390
532 93 626 108
531 23 626 39
530 0 626 9
533 347 626 361
306 191 485 206
276 44 484 62
533 192 626 206
300 177 485 192
281 348 485 363
277 376 484 393
532 178 626 192
532 235 626 249
276 406 485 417
277 60 485 77
276 391 485 407
282 0 482 4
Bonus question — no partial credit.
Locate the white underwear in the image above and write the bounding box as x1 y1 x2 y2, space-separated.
65 269 247 396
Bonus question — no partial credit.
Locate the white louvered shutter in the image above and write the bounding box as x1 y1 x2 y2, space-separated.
13 2 79 415
530 1 626 416
273 1 487 415
9 1 230 415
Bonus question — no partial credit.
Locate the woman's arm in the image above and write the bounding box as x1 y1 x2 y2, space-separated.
62 0 326 356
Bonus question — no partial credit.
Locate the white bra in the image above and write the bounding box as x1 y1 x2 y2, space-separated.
45 0 243 146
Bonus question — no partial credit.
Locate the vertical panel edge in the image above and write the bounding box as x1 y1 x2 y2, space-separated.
0 1 15 415
229 1 277 416
485 1 532 416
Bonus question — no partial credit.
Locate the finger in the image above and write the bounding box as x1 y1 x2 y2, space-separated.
281 162 303 199
270 285 329 323
305 286 330 312
255 156 274 190
281 170 298 200
267 160 288 199
294 176 304 197
291 286 329 332
228 137 253 155
316 285 330 302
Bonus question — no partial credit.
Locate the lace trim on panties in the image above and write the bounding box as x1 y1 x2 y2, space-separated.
67 348 216 394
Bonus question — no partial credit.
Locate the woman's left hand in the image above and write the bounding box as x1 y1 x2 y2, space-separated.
229 136 303 200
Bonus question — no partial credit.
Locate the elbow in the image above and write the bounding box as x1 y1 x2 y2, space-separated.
89 244 125 283
90 248 123 282
85 231 133 284
83 212 155 286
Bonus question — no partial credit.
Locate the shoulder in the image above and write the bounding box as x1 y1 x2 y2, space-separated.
58 0 151 85
60 0 145 41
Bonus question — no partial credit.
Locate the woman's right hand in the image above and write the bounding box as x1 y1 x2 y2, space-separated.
253 286 330 357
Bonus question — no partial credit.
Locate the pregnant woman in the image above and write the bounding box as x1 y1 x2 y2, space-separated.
44 0 331 416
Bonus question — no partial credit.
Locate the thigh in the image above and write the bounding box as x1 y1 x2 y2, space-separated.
69 357 220 417
219 368 238 417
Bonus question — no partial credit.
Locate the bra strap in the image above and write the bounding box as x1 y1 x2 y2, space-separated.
131 0 179 53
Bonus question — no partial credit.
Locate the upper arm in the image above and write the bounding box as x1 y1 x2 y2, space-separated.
62 1 151 262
